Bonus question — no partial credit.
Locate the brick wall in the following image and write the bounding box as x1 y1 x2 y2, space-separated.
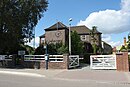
40 54 69 69
24 54 69 69
45 29 66 44
116 52 129 72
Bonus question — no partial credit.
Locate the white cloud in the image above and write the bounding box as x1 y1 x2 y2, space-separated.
27 37 40 48
121 0 130 12
102 34 111 42
77 0 130 34
77 0 130 47
109 41 122 47
102 34 123 47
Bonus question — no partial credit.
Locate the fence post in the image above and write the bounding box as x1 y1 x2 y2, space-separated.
12 54 17 68
116 52 129 72
63 54 69 69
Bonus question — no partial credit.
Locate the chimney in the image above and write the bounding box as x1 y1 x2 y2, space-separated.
124 37 126 46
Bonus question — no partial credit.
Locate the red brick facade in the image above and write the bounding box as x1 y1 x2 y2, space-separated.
41 54 69 69
116 52 129 72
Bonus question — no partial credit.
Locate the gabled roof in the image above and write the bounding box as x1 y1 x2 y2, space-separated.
70 25 91 34
45 22 68 31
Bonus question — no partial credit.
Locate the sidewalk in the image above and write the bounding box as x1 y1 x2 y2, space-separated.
0 68 130 84
55 70 130 84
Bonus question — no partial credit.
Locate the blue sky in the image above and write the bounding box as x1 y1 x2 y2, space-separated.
28 0 130 48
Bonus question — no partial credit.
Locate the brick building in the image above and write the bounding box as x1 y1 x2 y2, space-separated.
39 22 111 54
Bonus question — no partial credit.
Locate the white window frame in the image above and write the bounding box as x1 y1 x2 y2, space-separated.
80 35 86 41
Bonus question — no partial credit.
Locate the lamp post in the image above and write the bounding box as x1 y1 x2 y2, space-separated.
33 28 37 69
69 18 72 55
44 43 48 70
33 28 35 50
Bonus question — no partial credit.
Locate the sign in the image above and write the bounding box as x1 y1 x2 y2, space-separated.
44 46 47 49
18 50 25 55
45 55 48 60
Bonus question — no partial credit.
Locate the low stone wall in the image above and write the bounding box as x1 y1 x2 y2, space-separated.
116 52 129 72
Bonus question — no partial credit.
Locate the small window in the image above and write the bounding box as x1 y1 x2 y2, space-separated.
81 35 86 41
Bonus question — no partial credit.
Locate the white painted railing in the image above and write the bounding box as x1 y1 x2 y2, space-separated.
0 55 12 61
24 55 64 62
90 55 117 70
128 52 130 55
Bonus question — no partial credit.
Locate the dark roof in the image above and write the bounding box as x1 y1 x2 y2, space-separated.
102 41 112 47
39 34 45 38
70 25 91 34
45 22 68 31
91 28 102 34
44 22 102 34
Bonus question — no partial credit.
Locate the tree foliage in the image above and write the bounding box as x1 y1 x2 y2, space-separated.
47 43 68 55
120 45 127 52
0 0 48 54
127 34 130 52
34 45 45 55
57 44 68 54
90 26 101 54
71 31 83 55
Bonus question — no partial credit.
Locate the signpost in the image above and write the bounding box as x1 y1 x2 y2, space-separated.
18 50 25 66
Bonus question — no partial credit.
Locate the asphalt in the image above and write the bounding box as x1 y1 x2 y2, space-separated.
0 66 130 85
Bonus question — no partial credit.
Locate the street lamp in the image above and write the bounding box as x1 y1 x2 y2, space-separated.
33 28 38 69
33 27 35 49
69 18 72 55
44 42 48 70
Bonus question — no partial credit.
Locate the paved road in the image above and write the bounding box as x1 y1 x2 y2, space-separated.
0 73 130 87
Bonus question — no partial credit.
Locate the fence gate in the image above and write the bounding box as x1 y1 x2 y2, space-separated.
69 55 79 68
90 55 117 70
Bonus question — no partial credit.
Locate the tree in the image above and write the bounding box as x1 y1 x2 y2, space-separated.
57 44 68 54
71 31 83 55
34 45 45 55
120 45 127 52
48 43 57 54
0 0 48 54
47 43 68 55
90 26 100 54
127 33 130 52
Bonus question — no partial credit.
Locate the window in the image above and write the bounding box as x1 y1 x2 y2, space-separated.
80 35 86 41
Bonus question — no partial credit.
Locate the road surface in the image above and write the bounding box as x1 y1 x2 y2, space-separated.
0 73 130 87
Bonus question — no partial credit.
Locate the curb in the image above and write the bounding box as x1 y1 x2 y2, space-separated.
0 71 45 77
53 77 130 85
